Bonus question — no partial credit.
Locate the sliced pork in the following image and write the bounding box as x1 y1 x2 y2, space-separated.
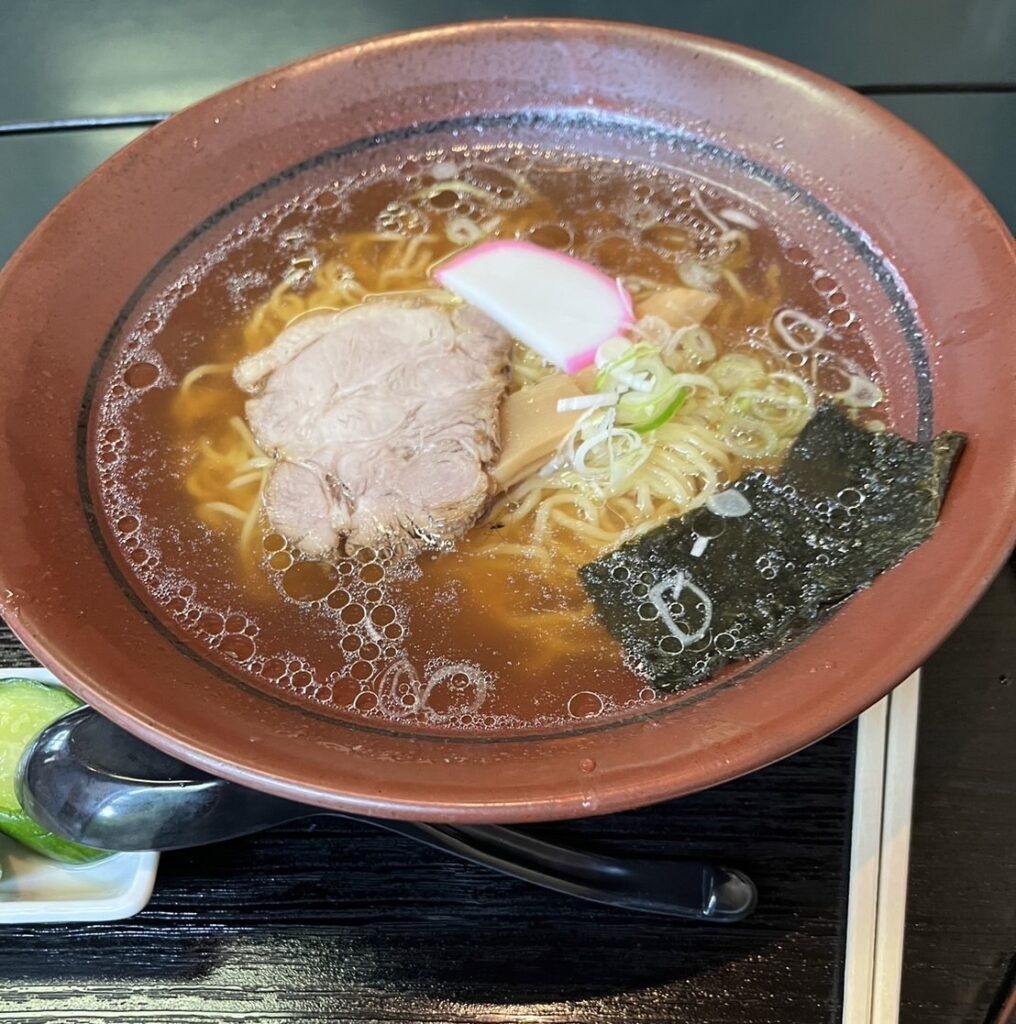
235 298 511 557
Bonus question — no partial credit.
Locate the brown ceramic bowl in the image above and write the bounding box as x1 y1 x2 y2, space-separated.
0 21 1014 822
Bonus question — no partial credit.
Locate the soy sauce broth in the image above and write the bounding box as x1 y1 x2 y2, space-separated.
92 143 881 731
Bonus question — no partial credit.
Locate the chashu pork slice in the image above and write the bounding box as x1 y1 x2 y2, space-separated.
235 297 512 557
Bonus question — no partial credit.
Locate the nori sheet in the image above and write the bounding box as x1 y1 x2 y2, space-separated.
578 405 965 693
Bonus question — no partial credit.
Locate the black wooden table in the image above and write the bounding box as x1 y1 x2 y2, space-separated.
1 4 1014 1022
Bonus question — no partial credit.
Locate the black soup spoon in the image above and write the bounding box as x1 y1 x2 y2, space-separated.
17 706 757 922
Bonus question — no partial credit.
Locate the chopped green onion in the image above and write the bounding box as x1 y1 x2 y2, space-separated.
594 344 643 390
628 387 690 433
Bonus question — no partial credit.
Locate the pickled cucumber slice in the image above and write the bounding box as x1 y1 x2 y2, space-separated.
0 677 109 864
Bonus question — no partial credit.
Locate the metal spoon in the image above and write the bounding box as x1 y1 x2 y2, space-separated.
17 706 756 922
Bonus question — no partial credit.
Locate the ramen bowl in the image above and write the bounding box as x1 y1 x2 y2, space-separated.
0 21 1013 822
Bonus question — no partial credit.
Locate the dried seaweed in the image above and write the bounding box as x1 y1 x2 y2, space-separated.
579 406 965 693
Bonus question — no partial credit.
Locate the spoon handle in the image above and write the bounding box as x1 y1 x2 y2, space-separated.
371 819 756 921
18 706 755 922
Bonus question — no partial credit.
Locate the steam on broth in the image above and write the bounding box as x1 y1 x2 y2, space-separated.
95 146 890 729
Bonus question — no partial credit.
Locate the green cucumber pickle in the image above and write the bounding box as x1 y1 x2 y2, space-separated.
0 678 110 864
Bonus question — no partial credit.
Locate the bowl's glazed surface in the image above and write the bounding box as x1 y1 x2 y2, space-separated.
0 21 1013 821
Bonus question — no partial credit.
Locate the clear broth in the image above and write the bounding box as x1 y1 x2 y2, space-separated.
93 145 881 730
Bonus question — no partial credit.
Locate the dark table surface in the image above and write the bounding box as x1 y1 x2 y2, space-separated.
1 3 1014 1022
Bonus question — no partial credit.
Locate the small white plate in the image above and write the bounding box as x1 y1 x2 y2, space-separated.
0 666 159 924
